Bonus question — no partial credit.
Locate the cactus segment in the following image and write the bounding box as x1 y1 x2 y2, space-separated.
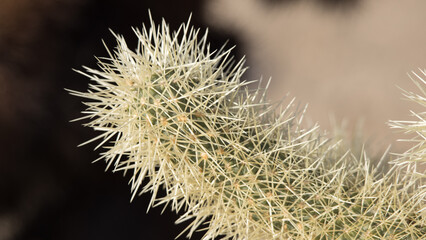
69 16 425 239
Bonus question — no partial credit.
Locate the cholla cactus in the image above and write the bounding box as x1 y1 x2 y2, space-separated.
390 70 426 179
69 15 425 239
389 70 426 214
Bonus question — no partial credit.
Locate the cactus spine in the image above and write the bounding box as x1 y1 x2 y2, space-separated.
69 16 425 239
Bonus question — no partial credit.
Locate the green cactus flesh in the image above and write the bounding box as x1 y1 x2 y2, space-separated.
69 17 425 239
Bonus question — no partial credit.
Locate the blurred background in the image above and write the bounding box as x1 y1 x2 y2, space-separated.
1 0 425 239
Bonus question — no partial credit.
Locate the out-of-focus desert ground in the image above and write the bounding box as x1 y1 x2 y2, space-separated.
0 0 424 239
205 0 426 153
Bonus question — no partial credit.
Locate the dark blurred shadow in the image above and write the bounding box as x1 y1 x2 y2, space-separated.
264 0 360 9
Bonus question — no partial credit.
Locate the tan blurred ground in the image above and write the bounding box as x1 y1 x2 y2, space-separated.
205 0 426 154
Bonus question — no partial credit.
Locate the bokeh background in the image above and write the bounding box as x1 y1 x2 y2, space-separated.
1 0 425 239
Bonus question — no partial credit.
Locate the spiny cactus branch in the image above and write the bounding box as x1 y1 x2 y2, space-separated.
69 15 425 239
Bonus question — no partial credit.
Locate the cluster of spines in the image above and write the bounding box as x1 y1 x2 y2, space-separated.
69 15 425 239
390 70 426 180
